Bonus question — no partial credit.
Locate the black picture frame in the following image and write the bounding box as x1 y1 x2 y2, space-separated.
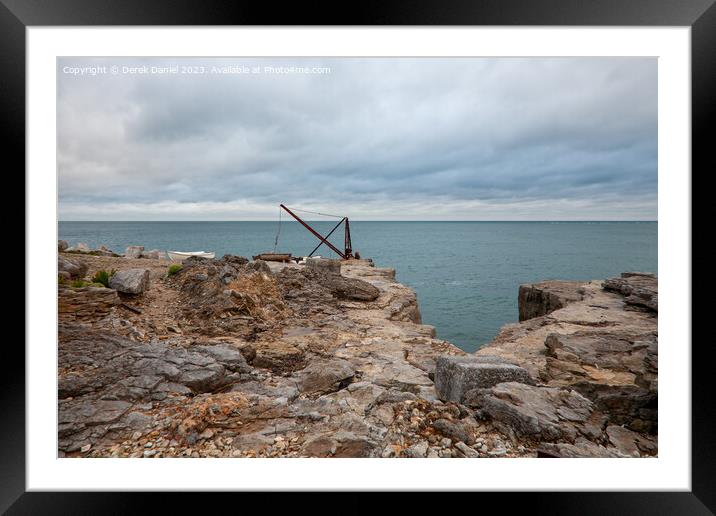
5 0 709 512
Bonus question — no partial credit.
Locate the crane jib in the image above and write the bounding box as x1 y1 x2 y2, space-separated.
279 204 354 260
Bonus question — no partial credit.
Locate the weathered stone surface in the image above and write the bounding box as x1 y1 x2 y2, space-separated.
435 355 534 403
606 425 657 457
432 418 473 444
306 257 342 275
124 246 145 259
300 432 379 458
140 249 163 260
466 382 597 442
537 438 627 458
518 280 584 321
403 440 429 458
58 240 69 252
58 286 120 320
59 255 88 279
542 331 657 432
67 242 91 252
57 249 657 459
57 328 254 452
454 441 480 458
298 359 355 394
603 272 658 312
109 269 150 294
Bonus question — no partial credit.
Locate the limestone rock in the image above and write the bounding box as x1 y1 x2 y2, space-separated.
306 257 342 275
455 441 480 458
543 331 657 432
466 382 598 442
537 438 627 458
404 441 429 458
67 242 91 253
606 425 657 457
109 269 150 294
57 328 254 451
140 249 163 260
518 280 584 321
434 355 534 403
298 359 355 394
58 286 120 320
124 246 145 259
58 255 88 279
58 240 69 252
602 272 658 312
432 418 473 444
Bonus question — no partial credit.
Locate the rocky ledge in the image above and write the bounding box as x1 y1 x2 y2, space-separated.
57 250 657 458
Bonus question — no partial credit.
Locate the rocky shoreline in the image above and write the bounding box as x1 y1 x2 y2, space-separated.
57 242 657 458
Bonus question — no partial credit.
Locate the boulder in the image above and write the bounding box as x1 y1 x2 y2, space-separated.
67 242 91 253
141 249 163 260
124 246 145 259
317 273 380 301
58 240 69 252
108 269 150 294
58 255 88 279
434 355 534 403
518 280 584 321
94 245 116 257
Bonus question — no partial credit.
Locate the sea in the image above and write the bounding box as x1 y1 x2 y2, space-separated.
58 221 658 352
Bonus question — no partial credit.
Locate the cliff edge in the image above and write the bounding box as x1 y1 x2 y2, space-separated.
57 248 657 458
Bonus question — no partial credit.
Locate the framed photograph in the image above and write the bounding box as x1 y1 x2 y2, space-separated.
8 0 710 511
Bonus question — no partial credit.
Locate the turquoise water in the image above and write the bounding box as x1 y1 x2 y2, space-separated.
58 221 657 352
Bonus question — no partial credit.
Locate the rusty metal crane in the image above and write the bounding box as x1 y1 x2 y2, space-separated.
279 204 354 260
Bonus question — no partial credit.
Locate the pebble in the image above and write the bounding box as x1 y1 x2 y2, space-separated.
143 450 156 457
488 447 507 457
80 444 92 453
455 441 480 458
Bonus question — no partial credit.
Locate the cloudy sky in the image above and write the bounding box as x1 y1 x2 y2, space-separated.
57 57 657 221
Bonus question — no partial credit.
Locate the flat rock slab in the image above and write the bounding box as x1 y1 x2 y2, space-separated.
434 355 534 403
518 280 584 321
602 273 658 313
465 382 600 442
306 258 342 275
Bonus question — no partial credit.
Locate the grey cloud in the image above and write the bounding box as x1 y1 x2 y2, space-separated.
57 57 657 220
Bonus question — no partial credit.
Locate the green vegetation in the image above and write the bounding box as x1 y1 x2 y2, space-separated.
58 274 66 285
70 279 90 288
167 264 183 277
91 268 117 287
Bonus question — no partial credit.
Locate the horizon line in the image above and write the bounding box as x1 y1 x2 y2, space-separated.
58 219 658 223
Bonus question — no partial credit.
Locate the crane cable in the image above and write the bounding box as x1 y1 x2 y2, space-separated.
289 207 344 219
273 206 282 252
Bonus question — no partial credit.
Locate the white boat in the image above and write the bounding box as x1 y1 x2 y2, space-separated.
167 250 215 261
